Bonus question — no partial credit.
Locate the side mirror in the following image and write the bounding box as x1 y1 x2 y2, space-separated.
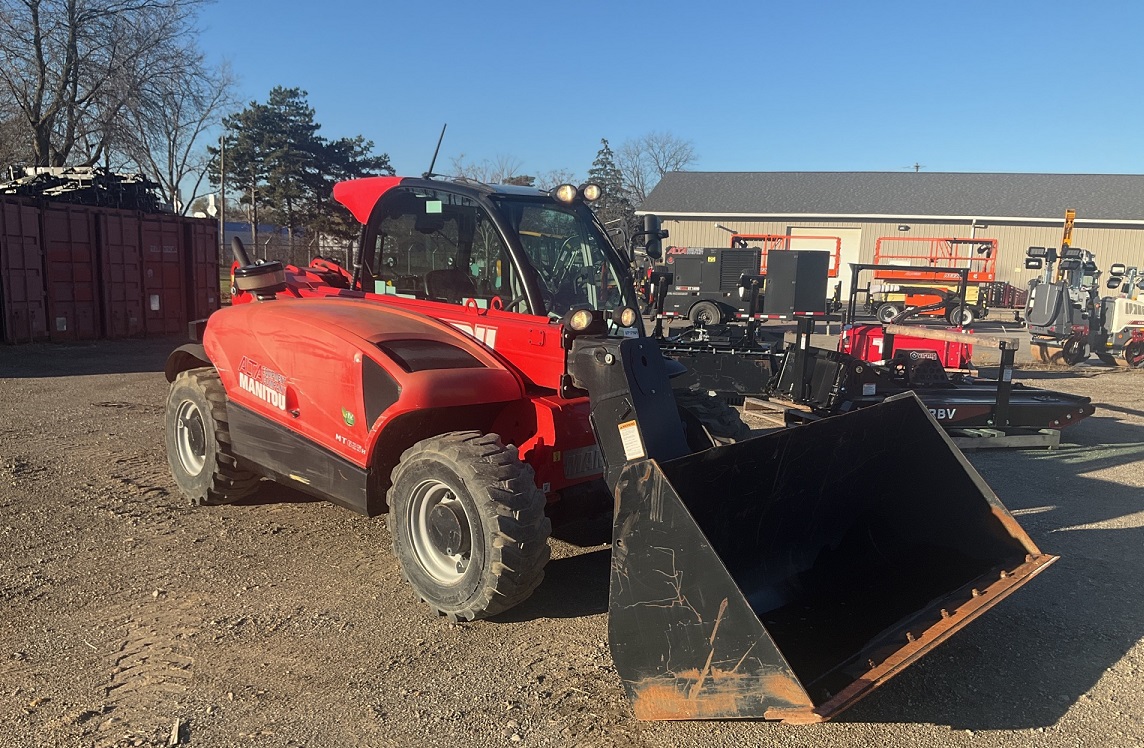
1106 277 1122 289
1110 263 1127 275
1025 257 1043 270
642 215 666 260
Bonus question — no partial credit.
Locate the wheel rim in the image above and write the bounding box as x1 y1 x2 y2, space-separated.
878 306 898 323
174 400 207 475
695 306 715 325
408 479 473 584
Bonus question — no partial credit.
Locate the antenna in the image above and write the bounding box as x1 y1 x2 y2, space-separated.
900 162 927 172
423 124 447 179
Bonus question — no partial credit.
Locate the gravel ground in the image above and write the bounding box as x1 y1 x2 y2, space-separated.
0 338 1140 748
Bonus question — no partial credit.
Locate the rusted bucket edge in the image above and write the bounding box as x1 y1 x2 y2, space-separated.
798 552 1060 724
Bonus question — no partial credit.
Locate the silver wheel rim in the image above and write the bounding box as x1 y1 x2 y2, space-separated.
174 400 207 475
408 479 473 584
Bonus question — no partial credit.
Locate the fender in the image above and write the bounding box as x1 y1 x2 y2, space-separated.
164 343 211 382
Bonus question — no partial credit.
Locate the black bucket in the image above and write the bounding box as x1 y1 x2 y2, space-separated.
608 392 1056 722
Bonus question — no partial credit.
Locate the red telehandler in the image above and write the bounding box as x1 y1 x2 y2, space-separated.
163 176 1056 722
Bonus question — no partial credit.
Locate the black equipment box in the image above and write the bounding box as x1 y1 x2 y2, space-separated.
762 250 830 315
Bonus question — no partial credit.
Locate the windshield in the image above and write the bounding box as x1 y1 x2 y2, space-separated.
490 197 633 318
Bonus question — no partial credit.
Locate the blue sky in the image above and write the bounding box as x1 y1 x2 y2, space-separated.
198 1 1144 180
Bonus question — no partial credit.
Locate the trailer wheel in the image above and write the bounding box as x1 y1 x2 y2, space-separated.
387 431 551 622
689 301 722 326
876 303 901 324
946 306 976 327
1125 340 1144 368
165 368 260 506
674 390 752 446
1062 337 1088 365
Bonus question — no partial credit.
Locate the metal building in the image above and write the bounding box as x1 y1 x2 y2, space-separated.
638 172 1144 296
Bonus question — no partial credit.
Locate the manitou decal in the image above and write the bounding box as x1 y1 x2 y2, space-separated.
929 408 958 421
449 322 497 348
237 357 287 410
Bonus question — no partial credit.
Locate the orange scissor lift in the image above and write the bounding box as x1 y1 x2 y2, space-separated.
869 237 998 325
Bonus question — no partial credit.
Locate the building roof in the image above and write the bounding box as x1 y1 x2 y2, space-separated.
640 172 1144 223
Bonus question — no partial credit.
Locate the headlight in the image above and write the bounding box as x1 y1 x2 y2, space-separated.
580 183 602 202
569 308 594 331
553 184 578 204
612 306 638 328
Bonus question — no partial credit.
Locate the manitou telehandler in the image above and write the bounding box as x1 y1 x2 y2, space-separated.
163 175 1056 722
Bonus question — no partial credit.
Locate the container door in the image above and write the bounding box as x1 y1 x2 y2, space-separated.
0 198 48 343
43 204 99 341
96 209 145 338
141 214 187 335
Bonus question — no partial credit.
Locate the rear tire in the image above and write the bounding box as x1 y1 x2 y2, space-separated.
876 303 901 324
689 301 722 327
165 368 260 506
387 432 551 621
674 390 752 446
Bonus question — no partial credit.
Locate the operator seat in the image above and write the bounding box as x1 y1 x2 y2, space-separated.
424 268 478 303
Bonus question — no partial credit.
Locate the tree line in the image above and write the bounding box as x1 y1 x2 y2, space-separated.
0 0 695 251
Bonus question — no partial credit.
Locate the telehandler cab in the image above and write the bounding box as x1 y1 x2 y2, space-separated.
164 176 1056 721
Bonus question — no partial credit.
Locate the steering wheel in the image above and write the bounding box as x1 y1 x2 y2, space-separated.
550 236 583 288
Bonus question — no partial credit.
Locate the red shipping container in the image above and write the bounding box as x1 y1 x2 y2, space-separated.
95 209 145 339
184 218 219 322
141 214 187 335
42 204 99 342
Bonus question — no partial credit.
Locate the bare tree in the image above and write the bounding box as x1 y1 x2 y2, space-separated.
449 153 527 184
120 58 237 213
0 0 208 167
535 168 579 191
617 131 697 205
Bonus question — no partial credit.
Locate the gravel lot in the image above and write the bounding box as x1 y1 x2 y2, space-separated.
0 338 1140 748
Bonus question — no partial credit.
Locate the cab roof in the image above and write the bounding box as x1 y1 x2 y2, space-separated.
332 176 550 224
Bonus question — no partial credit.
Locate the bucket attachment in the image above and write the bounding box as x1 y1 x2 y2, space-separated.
607 392 1056 722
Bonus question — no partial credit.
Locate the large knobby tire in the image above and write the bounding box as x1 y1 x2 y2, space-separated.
387 432 551 622
674 390 752 446
689 301 723 327
165 368 260 506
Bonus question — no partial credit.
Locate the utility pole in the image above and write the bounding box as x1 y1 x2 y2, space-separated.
219 136 226 259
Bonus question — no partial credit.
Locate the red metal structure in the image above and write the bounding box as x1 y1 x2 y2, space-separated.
873 237 998 283
730 233 843 277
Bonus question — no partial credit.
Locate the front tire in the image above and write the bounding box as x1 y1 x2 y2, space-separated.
387 432 551 621
165 368 260 506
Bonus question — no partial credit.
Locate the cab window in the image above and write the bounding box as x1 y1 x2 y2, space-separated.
371 189 526 311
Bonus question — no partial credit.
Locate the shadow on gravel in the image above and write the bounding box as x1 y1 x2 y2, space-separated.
492 548 611 622
233 481 324 507
839 435 1144 730
0 337 181 378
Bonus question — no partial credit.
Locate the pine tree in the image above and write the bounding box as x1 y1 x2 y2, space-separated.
208 87 393 257
587 138 634 242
